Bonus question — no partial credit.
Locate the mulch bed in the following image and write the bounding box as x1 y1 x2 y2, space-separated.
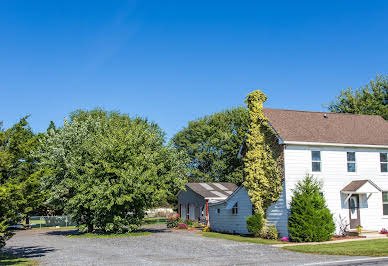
330 235 364 241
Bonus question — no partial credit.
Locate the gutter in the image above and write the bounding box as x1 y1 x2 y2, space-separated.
282 141 388 149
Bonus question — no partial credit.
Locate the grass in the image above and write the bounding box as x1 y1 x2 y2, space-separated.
283 239 388 257
198 232 283 245
143 217 167 225
67 231 151 238
0 252 37 266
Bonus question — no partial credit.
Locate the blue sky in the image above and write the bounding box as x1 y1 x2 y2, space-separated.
1 1 388 139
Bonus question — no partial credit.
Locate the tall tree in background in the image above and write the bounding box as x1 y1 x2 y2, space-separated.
37 109 186 233
329 75 388 119
0 117 46 247
243 90 283 216
171 107 249 184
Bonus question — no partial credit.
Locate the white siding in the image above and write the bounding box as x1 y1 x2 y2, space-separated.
266 183 288 237
209 187 252 234
276 145 388 236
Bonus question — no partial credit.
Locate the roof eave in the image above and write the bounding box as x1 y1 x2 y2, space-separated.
284 141 388 149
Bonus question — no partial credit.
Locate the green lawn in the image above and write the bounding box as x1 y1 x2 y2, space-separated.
67 231 151 238
0 252 37 266
283 239 388 256
198 232 283 245
143 217 167 225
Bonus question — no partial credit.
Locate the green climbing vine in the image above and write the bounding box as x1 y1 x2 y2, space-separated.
243 90 283 216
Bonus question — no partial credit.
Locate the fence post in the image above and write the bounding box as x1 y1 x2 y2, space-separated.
40 216 42 229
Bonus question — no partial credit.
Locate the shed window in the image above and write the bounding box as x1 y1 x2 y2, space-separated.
381 153 388 172
232 202 238 215
217 208 220 214
347 152 356 172
312 151 321 172
383 192 388 215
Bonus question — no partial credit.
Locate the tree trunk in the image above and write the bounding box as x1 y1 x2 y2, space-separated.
87 223 94 233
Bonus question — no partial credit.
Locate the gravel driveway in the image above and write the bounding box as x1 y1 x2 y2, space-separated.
4 225 369 266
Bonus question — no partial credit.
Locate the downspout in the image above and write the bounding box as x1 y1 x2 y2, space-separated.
206 200 209 227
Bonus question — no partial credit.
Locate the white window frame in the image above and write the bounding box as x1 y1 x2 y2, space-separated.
383 192 388 216
232 202 238 215
380 153 388 173
347 152 356 173
312 151 321 172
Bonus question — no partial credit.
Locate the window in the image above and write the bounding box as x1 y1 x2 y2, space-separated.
347 152 356 172
217 208 220 214
381 153 388 172
312 151 321 172
232 202 238 215
383 192 388 215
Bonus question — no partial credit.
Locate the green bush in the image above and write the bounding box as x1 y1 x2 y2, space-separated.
167 214 182 228
265 225 279 240
185 219 194 227
246 213 264 236
288 174 335 242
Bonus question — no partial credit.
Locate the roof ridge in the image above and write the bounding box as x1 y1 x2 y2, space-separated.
263 107 383 117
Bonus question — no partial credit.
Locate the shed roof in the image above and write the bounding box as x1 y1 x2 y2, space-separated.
262 108 388 146
185 182 238 199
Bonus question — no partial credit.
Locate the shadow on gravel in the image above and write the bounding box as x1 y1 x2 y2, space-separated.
3 246 56 259
45 229 79 236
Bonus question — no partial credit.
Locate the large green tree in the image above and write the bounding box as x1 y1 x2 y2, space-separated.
171 107 249 184
329 75 388 119
0 117 45 247
37 109 186 233
243 90 283 215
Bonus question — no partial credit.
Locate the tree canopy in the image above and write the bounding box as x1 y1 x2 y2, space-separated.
329 75 388 119
0 117 46 247
171 107 249 184
36 109 186 232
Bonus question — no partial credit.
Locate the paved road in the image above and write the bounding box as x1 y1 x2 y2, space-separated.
4 225 381 266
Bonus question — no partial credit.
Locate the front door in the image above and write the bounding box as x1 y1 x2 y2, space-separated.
349 195 361 229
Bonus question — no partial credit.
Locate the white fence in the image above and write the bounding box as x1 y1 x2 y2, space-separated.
30 216 76 228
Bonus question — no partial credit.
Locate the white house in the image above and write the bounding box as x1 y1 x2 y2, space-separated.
208 186 252 234
260 108 388 237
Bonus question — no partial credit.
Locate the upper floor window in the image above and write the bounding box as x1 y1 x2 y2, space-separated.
347 152 356 172
312 151 321 172
232 202 238 215
383 192 388 215
381 153 388 172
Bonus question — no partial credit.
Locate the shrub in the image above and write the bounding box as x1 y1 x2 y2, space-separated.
192 221 200 228
280 237 289 242
265 225 279 240
246 213 264 236
167 214 182 228
185 219 194 227
380 228 388 234
288 174 335 242
178 223 187 229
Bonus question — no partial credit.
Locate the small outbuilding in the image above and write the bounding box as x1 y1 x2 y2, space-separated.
177 182 238 223
208 186 253 234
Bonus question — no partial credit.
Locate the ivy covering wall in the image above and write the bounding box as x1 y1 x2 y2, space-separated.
243 90 283 216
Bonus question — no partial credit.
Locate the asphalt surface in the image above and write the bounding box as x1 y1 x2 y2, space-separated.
4 225 384 266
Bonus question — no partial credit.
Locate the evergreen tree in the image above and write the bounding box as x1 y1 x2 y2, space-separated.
288 174 335 242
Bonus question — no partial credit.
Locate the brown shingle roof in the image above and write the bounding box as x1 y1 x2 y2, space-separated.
262 108 388 146
341 180 369 192
186 182 238 199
